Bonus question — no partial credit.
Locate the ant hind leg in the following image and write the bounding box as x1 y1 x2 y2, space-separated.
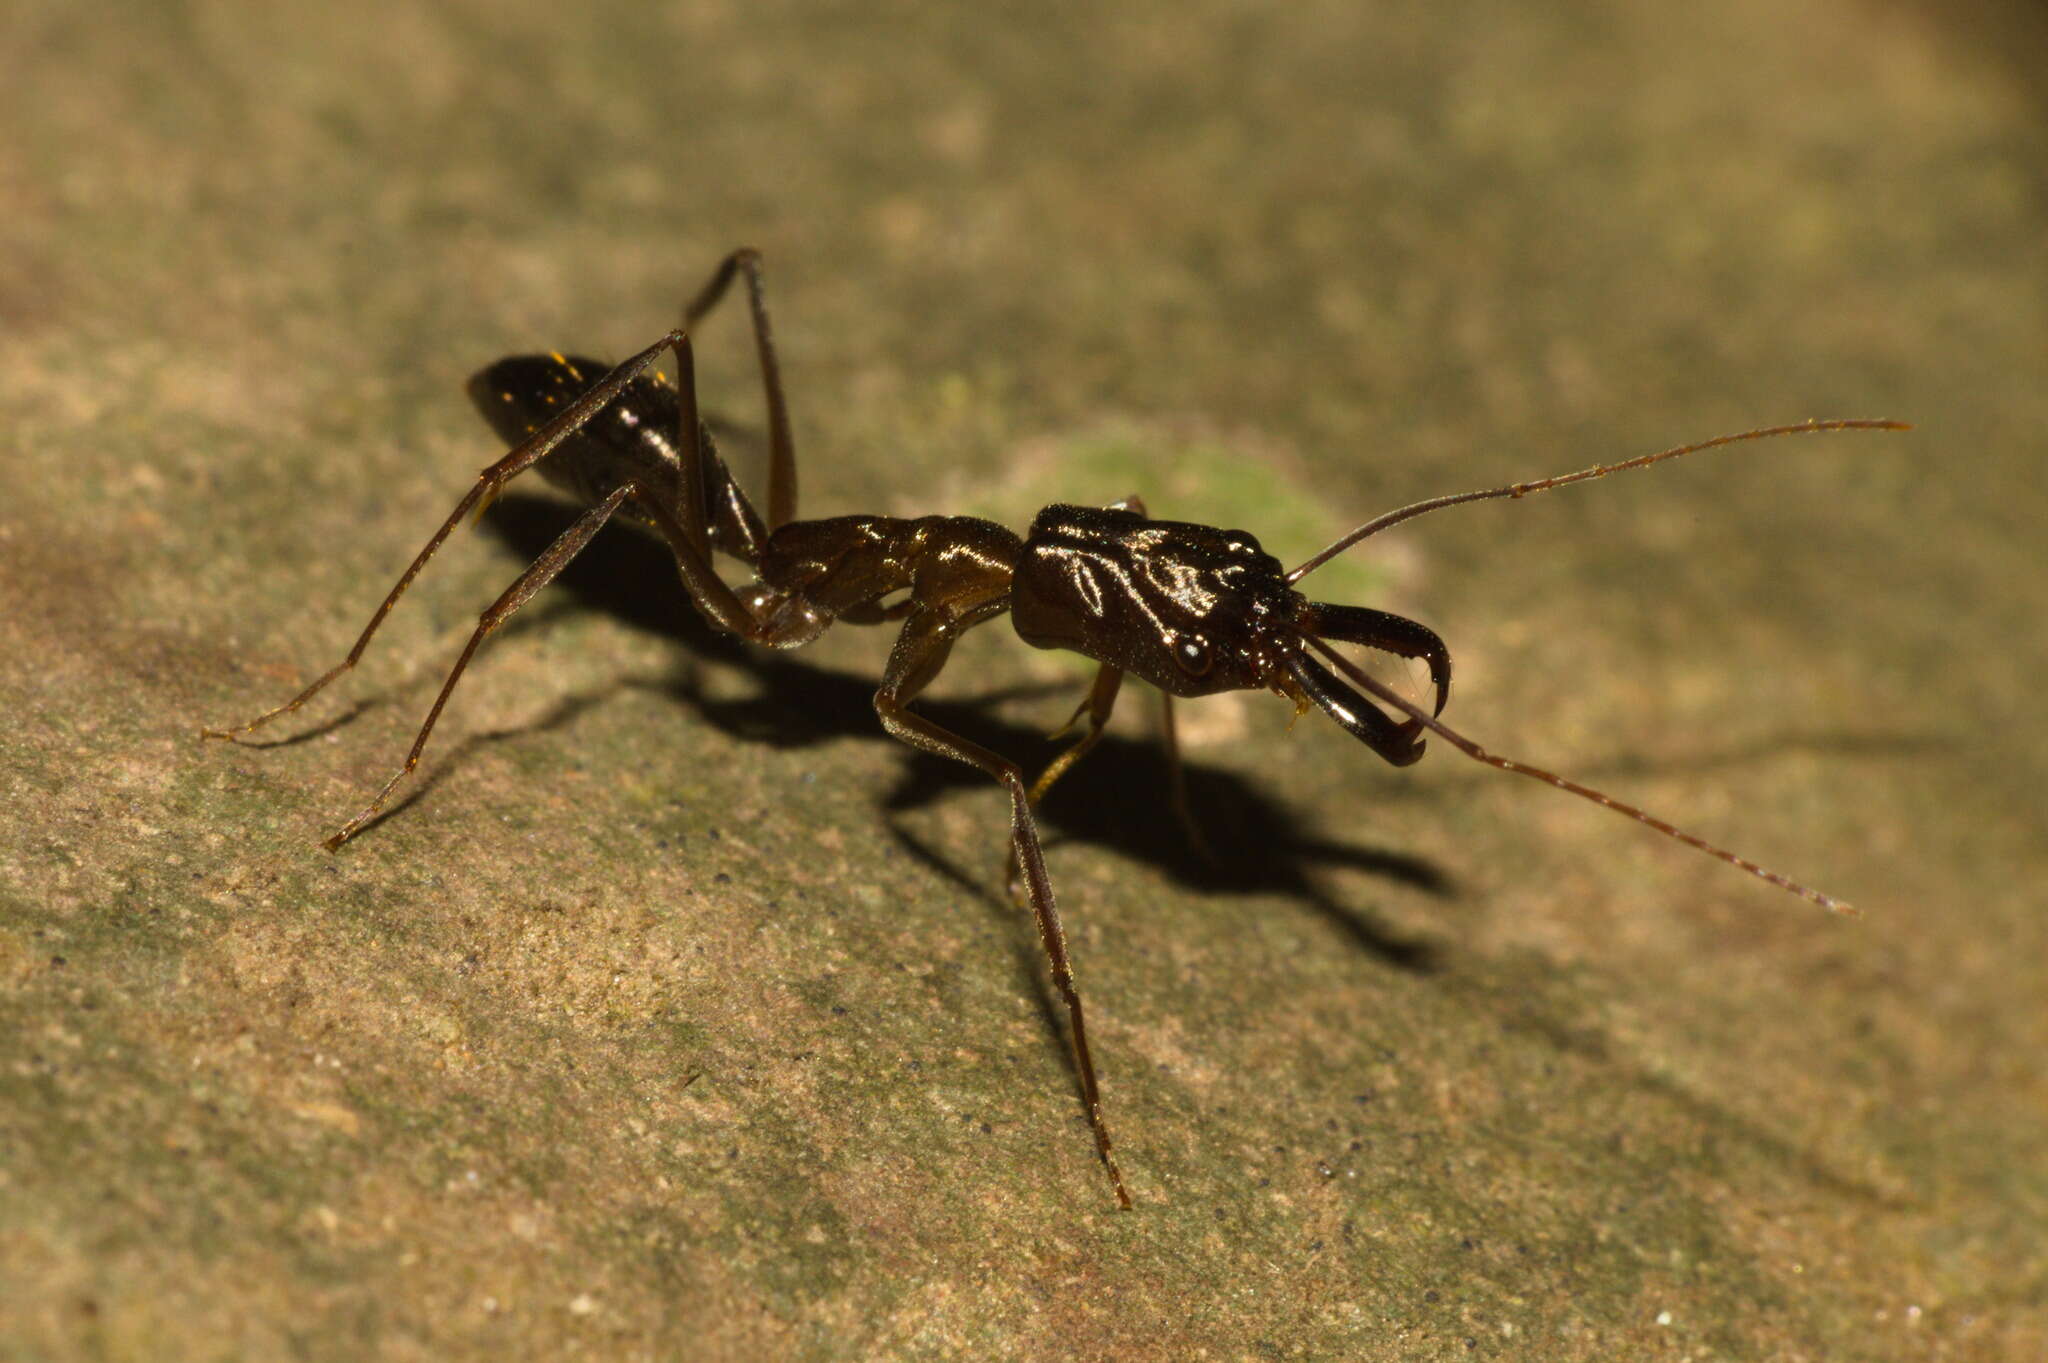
203 328 695 742
682 248 797 531
323 484 635 849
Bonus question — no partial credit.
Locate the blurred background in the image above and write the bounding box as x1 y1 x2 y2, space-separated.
3 1 2043 1358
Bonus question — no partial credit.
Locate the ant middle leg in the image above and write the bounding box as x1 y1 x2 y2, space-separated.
874 609 1134 1210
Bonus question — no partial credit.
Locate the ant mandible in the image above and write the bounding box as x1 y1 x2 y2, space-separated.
204 249 1907 1210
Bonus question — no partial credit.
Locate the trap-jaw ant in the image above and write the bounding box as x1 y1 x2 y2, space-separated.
204 249 1906 1209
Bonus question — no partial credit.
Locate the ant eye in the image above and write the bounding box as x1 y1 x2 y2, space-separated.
1173 634 1213 675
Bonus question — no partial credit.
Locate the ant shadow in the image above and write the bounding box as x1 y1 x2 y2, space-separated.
482 494 1454 973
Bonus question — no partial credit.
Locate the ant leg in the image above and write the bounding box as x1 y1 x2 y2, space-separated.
1155 690 1214 862
692 423 772 567
1004 663 1125 898
1029 664 1125 806
625 325 779 635
683 249 796 531
874 610 1134 1210
205 328 695 741
324 484 634 849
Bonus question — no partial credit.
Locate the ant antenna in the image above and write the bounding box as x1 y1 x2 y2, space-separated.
1285 418 1912 913
1305 637 1857 915
1287 420 1910 584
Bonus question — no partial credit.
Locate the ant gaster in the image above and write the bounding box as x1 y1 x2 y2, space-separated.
205 250 1906 1210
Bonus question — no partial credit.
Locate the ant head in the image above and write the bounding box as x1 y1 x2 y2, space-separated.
1012 505 1301 697
1011 506 1451 765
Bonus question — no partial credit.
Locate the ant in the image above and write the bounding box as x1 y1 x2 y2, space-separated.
204 248 1906 1210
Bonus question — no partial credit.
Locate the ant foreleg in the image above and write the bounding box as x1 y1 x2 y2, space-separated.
1029 663 1126 807
875 610 1134 1209
682 248 797 532
203 328 695 742
324 484 635 849
1013 669 1215 873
